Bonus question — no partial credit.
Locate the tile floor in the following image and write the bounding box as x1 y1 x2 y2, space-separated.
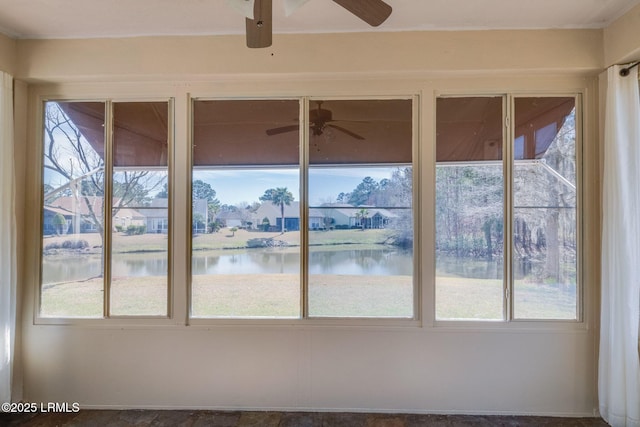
1 410 610 426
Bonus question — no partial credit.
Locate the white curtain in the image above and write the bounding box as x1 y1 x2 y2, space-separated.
599 64 640 427
0 71 16 404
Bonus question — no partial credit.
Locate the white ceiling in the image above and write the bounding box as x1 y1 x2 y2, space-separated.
0 0 638 40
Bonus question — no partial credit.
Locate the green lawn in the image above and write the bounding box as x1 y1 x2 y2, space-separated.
436 276 576 320
41 273 575 320
40 276 168 318
41 230 575 320
192 228 392 251
44 228 393 254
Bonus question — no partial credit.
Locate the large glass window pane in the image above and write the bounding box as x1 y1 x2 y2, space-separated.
435 97 504 320
41 101 106 318
307 99 414 318
513 97 577 319
110 102 169 316
191 99 300 318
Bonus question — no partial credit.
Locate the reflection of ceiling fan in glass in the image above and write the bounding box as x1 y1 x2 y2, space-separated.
266 101 366 140
227 0 393 48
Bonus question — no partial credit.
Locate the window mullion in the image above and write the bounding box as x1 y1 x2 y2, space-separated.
504 95 514 322
300 97 309 319
103 100 114 319
575 94 583 323
166 97 175 320
502 95 513 322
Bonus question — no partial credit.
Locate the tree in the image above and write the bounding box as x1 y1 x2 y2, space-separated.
52 213 67 236
155 183 169 198
348 176 379 205
323 215 335 230
192 213 206 234
195 180 220 224
113 175 155 207
192 180 220 207
336 167 414 246
158 180 221 224
355 208 369 231
435 165 502 257
43 102 161 244
260 187 294 233
44 104 104 239
336 192 350 203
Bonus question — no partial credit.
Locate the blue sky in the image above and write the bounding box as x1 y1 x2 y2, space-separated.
193 167 396 206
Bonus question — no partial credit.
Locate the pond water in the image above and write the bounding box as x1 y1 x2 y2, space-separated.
436 255 546 281
41 246 547 285
193 247 413 276
42 246 414 284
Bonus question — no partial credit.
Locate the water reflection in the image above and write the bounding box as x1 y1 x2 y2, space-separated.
42 252 169 284
309 248 412 275
191 247 413 276
436 254 562 281
192 249 413 275
192 250 300 275
42 254 103 284
436 255 503 280
111 253 168 277
43 247 415 283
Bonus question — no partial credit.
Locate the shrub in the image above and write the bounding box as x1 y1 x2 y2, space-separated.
247 238 268 248
44 242 61 250
335 224 350 230
247 238 287 248
126 225 146 235
60 240 89 250
51 213 67 235
115 225 124 232
208 220 223 233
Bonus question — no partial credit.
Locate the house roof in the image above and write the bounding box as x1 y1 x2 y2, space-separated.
319 203 398 219
45 196 107 216
255 202 398 220
255 201 324 219
113 208 145 220
45 196 210 220
43 205 75 217
216 210 245 221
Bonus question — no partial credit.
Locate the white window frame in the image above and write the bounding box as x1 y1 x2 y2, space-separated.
34 97 176 325
187 95 422 325
433 92 584 325
27 78 594 332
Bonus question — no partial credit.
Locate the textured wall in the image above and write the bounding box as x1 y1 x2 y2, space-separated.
17 30 603 415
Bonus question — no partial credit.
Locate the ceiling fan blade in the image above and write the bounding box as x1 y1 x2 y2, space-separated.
246 0 272 48
226 0 255 19
283 0 312 16
266 124 300 136
326 124 365 140
332 0 392 27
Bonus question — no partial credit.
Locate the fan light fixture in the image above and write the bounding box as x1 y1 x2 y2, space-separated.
266 101 366 140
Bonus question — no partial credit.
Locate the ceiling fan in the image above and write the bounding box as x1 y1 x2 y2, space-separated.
266 101 366 140
227 0 393 48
